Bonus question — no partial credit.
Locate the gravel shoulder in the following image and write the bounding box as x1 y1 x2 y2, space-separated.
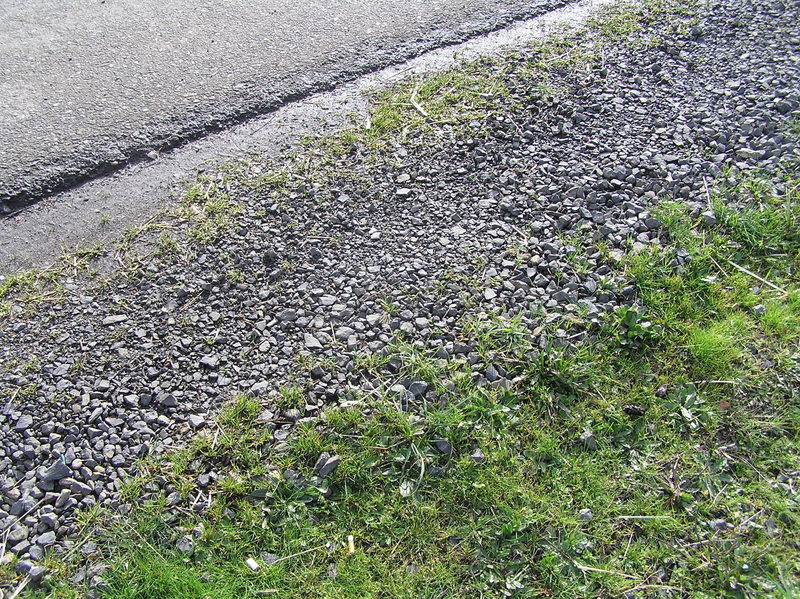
1 0 799 595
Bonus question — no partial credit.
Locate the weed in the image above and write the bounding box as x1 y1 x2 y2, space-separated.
606 305 663 351
155 233 180 257
182 177 241 245
660 384 714 432
275 384 305 410
21 356 41 374
226 270 245 284
380 298 399 315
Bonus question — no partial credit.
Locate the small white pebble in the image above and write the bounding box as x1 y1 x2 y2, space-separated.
246 557 260 571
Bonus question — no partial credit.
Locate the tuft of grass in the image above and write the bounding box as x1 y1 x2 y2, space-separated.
274 384 305 410
760 297 800 339
365 59 512 145
181 176 241 245
687 316 748 377
155 232 180 257
708 169 800 280
714 193 800 257
589 1 644 39
587 0 699 43
0 268 66 318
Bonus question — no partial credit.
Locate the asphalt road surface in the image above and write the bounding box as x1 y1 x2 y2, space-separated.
0 0 566 209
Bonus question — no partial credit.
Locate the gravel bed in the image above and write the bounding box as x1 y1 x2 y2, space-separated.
1 0 798 578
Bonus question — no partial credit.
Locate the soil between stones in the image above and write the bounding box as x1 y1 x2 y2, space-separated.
0 0 798 587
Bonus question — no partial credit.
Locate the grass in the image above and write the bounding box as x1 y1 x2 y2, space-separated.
0 241 104 308
368 62 512 139
181 177 241 245
687 316 747 377
0 268 65 318
588 0 700 44
296 58 516 165
714 175 800 259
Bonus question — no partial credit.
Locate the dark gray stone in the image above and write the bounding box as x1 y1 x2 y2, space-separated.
41 460 71 483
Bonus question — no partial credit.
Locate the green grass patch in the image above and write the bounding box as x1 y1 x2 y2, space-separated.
687 316 748 378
